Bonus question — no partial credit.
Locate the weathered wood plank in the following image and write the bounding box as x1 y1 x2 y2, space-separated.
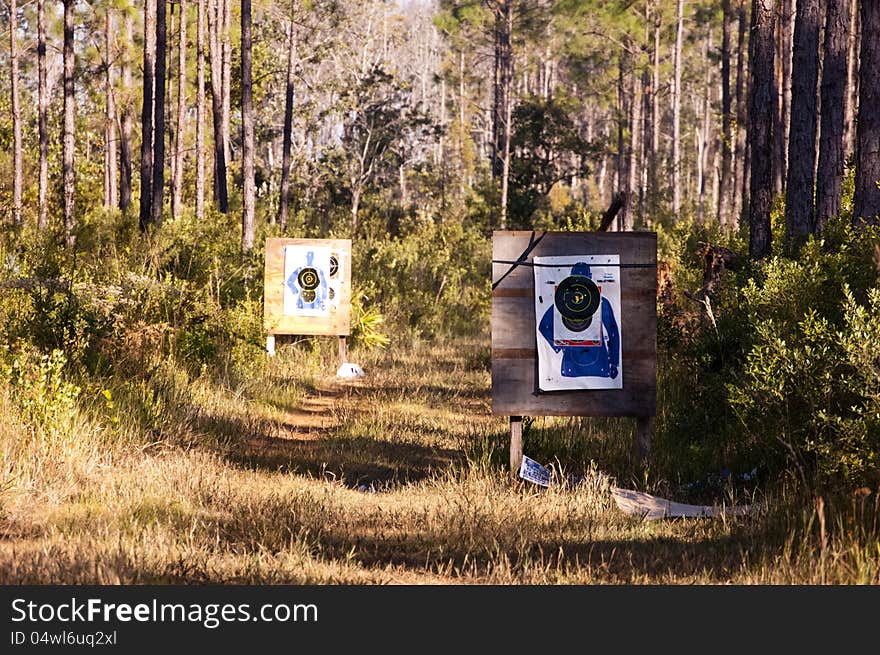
492 231 657 417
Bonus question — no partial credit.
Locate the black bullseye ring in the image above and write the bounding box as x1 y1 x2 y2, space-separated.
555 275 600 325
297 267 320 291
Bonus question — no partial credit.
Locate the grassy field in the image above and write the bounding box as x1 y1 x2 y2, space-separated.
1 336 878 584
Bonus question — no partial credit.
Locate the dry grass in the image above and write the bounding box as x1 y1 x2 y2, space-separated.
1 337 878 584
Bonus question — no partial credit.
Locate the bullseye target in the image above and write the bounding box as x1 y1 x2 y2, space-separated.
555 275 600 332
298 267 320 291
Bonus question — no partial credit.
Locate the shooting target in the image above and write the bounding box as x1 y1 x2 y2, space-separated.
534 254 623 391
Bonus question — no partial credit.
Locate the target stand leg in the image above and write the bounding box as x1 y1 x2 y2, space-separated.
266 335 276 357
510 416 523 475
635 415 652 465
338 335 348 367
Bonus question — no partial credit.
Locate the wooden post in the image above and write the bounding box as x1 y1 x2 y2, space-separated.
509 415 523 474
635 415 653 465
266 334 276 357
338 335 347 367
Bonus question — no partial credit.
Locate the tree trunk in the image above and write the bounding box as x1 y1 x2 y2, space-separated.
151 0 168 228
278 19 296 230
672 0 683 219
844 0 859 160
719 0 733 226
104 10 119 212
498 0 512 229
241 0 255 253
62 0 76 246
698 30 712 223
208 0 228 212
172 0 187 218
119 13 134 212
37 0 48 229
733 0 748 225
854 2 880 224
625 55 641 231
140 0 157 231
650 3 661 215
749 0 777 259
221 0 231 165
784 0 821 253
10 0 22 225
815 0 850 233
773 0 793 196
196 0 206 220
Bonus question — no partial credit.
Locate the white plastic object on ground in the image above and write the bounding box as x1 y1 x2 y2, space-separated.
610 487 751 520
337 362 365 379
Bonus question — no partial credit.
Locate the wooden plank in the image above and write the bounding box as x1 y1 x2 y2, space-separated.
510 416 523 474
263 238 352 336
492 231 657 417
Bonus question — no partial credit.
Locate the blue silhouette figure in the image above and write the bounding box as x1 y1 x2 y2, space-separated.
286 250 328 311
538 262 620 379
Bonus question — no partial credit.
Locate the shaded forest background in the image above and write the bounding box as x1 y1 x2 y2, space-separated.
1 0 880 494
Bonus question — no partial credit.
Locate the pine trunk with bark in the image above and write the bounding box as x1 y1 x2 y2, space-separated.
240 0 255 253
784 0 821 253
854 3 880 223
672 0 683 219
172 0 187 219
498 1 512 230
151 0 168 227
63 0 76 246
208 0 228 212
120 13 134 211
278 19 296 230
221 0 231 165
104 11 119 211
37 0 48 229
733 0 748 224
815 0 850 233
196 0 206 220
140 0 157 230
10 0 22 225
773 0 793 196
719 0 733 226
748 0 777 259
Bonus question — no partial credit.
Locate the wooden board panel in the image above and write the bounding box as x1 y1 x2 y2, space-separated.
492 231 657 417
263 238 352 336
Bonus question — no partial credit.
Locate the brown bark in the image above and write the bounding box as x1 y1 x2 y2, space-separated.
151 0 168 228
37 0 48 229
773 0 793 197
719 0 733 226
815 0 850 233
104 10 119 212
221 0 231 165
207 0 228 212
240 0 255 253
10 0 22 225
63 0 76 246
732 0 748 225
140 0 157 230
784 0 821 253
748 0 777 259
196 0 206 220
172 0 188 219
672 0 683 218
844 0 859 159
854 3 880 224
278 19 296 230
497 1 512 229
120 13 134 212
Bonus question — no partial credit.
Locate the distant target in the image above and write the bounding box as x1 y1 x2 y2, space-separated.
297 267 320 291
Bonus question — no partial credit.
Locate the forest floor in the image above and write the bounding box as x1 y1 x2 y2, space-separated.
1 337 878 584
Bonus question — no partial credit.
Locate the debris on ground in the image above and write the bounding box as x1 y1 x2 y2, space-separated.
518 453 751 520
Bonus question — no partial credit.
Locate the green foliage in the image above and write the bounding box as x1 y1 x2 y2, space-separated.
354 215 490 338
